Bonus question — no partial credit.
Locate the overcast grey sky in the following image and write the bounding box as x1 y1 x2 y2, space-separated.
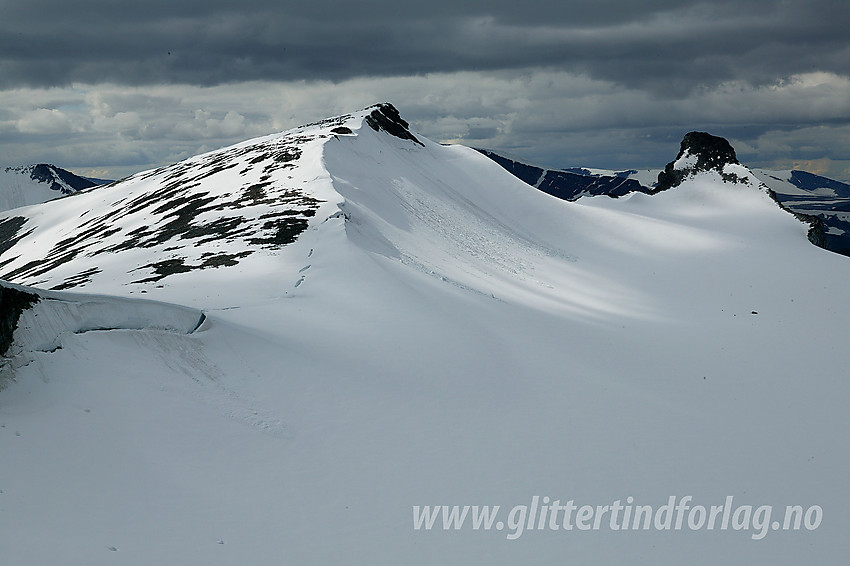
2 0 849 180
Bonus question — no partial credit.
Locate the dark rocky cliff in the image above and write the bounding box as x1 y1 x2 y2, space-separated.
0 283 39 357
653 131 743 193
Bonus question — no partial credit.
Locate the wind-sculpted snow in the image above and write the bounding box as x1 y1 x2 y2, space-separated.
0 280 204 380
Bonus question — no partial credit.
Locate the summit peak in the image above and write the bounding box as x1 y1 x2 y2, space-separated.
363 103 423 146
654 131 743 192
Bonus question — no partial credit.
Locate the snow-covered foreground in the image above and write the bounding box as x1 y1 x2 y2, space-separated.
2 106 849 564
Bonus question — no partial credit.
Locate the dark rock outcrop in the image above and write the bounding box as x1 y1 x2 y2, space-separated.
0 283 39 357
365 103 424 146
654 132 742 193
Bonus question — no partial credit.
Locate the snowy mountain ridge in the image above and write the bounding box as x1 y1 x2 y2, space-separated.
2 103 850 565
0 107 359 296
480 136 850 256
0 105 822 306
0 163 102 212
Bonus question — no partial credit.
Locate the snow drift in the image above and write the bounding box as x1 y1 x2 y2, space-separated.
0 280 204 377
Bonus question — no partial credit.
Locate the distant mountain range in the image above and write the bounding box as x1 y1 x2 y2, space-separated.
0 164 110 212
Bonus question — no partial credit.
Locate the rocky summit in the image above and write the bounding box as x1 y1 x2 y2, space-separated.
654 131 745 192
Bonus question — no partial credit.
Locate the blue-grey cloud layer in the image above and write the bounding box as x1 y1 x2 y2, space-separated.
2 0 848 95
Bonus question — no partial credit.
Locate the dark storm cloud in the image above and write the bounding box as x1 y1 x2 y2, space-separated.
2 0 848 94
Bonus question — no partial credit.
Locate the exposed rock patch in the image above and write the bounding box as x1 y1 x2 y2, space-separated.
0 284 39 356
654 131 743 193
365 103 424 146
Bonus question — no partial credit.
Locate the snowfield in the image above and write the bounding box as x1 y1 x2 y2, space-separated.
1 105 849 564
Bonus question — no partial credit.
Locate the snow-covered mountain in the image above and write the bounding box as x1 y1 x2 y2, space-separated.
481 140 850 256
2 104 850 565
0 163 104 212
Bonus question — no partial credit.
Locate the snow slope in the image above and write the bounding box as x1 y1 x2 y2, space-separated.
2 104 850 565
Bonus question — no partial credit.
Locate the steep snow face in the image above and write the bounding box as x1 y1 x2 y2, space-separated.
3 106 850 565
0 164 100 212
324 125 822 322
